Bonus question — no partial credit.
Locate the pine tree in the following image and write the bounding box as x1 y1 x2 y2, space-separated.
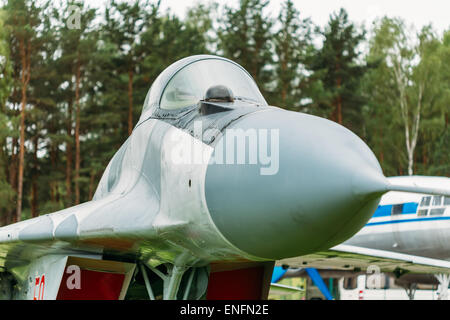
54 1 98 205
3 0 47 221
185 1 218 52
218 0 273 99
308 8 368 135
0 8 14 225
103 0 158 136
26 4 60 217
273 0 312 109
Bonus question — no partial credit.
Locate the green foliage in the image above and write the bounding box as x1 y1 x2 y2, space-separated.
0 10 11 108
307 8 369 136
272 0 312 110
218 0 274 98
0 1 448 225
363 17 449 175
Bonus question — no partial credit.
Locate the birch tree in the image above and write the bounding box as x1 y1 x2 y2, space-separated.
370 18 442 175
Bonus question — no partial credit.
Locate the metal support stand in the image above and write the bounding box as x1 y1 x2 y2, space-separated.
143 262 188 300
404 283 417 300
140 263 155 300
164 264 187 300
182 267 196 300
435 274 450 300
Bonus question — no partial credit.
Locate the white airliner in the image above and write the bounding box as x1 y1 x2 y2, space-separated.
343 176 450 299
346 176 450 260
276 176 450 300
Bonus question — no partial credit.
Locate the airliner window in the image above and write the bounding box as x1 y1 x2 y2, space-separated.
432 196 443 206
420 196 431 207
417 209 428 216
160 59 266 110
445 197 450 206
430 208 445 216
391 204 403 215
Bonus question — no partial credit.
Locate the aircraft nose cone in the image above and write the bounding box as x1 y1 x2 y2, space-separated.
204 109 388 260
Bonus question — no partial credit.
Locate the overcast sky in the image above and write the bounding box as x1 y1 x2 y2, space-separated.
159 0 449 33
88 0 449 34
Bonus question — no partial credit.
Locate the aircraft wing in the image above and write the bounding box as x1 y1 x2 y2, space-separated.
0 177 163 270
269 283 304 295
386 176 450 196
277 244 450 275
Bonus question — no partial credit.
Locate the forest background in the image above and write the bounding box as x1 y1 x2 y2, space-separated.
0 0 448 225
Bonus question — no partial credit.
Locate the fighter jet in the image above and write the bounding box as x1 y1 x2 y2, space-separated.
0 55 449 300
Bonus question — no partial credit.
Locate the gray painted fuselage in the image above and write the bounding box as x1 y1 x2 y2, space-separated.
0 55 393 279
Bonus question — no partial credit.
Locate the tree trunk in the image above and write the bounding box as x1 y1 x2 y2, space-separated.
398 164 403 176
50 145 57 203
74 54 81 205
16 83 26 222
31 136 39 218
407 150 414 176
16 38 31 222
66 98 73 205
88 170 96 200
422 145 428 167
7 137 17 225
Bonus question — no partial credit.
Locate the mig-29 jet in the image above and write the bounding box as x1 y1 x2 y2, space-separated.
0 55 449 300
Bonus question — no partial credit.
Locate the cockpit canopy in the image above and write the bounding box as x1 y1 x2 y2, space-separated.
160 59 266 110
139 55 267 121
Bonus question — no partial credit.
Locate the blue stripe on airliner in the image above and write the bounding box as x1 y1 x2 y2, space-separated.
372 205 392 217
366 216 450 226
372 202 418 217
403 202 418 214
